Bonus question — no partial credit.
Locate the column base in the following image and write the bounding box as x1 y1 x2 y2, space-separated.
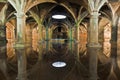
13 43 25 49
13 42 31 49
38 40 45 43
86 42 102 48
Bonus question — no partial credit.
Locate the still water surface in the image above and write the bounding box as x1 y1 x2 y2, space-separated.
0 41 120 80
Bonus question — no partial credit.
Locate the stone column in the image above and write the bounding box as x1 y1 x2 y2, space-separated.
45 26 49 41
38 24 43 42
117 17 120 47
87 11 101 47
110 15 118 70
49 28 52 40
68 27 73 41
111 15 118 48
75 24 80 42
15 12 26 45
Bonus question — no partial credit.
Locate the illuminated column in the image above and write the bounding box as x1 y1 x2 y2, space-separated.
118 17 120 46
68 27 73 41
75 24 80 42
15 12 26 45
48 28 51 40
38 24 43 42
87 11 101 47
49 28 52 40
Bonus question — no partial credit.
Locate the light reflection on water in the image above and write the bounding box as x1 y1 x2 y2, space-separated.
0 41 119 80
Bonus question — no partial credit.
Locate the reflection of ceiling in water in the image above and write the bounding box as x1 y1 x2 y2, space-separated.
0 41 118 80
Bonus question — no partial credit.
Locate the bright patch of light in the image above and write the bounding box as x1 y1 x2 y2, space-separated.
52 14 66 19
52 61 66 68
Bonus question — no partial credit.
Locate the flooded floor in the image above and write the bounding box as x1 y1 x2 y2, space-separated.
0 40 120 80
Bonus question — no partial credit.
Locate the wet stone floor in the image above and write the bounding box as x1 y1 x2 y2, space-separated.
0 41 120 80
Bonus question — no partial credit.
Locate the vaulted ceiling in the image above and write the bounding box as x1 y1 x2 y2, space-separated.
0 0 120 27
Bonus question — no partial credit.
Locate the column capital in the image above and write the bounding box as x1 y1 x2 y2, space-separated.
14 12 26 18
86 42 102 48
91 10 101 16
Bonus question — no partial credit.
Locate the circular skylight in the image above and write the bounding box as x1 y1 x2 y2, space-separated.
52 61 66 68
52 14 66 19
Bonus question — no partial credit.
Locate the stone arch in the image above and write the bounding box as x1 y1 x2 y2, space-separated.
26 1 76 22
98 3 113 45
105 2 114 17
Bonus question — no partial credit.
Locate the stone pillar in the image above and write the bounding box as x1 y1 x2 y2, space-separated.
117 17 120 47
87 11 101 47
0 26 7 43
75 24 80 42
111 26 117 48
49 28 52 40
38 24 43 42
68 27 73 41
15 12 26 45
45 26 49 41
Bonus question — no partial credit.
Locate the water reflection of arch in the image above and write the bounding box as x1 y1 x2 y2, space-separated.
28 47 76 80
51 43 69 53
27 43 89 80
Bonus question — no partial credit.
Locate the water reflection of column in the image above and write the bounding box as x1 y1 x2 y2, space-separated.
38 44 43 61
88 47 99 80
75 43 80 60
69 27 73 41
46 41 51 51
111 46 120 79
46 26 49 41
68 41 73 52
15 47 27 80
0 44 8 79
